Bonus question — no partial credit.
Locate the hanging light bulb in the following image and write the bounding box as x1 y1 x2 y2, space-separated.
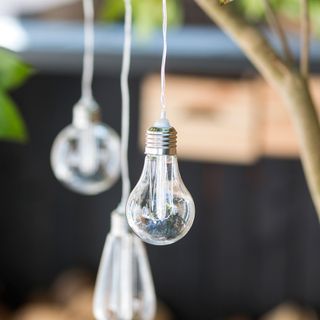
126 118 195 246
93 210 156 320
126 0 195 245
51 97 120 195
50 0 120 195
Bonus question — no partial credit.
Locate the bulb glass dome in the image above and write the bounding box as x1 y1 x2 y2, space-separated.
126 154 195 245
51 100 120 195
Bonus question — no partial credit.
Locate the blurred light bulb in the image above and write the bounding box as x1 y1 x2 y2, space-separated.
93 210 156 320
126 119 195 245
51 98 120 195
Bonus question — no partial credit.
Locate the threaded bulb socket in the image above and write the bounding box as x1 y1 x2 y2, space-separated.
145 126 177 155
73 98 101 128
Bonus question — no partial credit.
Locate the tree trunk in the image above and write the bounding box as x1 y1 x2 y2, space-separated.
194 0 320 218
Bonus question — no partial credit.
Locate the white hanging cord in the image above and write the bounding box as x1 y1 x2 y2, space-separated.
118 0 132 212
81 0 94 102
160 0 168 119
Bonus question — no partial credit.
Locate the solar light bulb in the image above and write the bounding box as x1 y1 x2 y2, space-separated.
93 210 156 320
126 119 195 245
51 98 120 195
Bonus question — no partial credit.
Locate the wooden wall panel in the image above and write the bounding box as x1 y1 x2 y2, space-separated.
140 75 320 163
140 75 262 164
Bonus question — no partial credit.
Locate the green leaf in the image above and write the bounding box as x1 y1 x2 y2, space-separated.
0 90 28 143
0 48 33 91
235 0 266 20
100 0 124 22
236 0 320 36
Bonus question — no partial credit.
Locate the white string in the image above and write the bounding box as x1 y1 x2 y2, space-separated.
118 0 132 212
81 0 94 102
160 0 168 119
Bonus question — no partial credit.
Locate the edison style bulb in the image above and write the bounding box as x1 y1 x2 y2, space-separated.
126 120 195 245
51 98 120 195
93 211 156 320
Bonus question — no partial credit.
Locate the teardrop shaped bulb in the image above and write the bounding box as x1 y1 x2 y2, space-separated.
93 211 156 320
51 98 120 195
126 123 195 245
126 154 195 245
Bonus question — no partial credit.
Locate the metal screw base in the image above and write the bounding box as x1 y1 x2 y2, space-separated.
72 98 101 128
145 125 177 156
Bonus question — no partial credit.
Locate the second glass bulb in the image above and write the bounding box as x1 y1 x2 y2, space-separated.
51 99 120 195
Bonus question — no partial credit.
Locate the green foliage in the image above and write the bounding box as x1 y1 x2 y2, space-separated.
235 0 265 20
0 50 32 90
309 1 320 34
236 0 320 34
0 91 27 142
101 0 183 38
102 0 320 37
0 49 32 143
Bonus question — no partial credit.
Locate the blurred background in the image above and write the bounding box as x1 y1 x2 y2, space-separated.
1 0 320 319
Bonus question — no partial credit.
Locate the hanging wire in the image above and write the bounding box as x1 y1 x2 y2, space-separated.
118 0 132 212
81 0 94 102
160 0 168 119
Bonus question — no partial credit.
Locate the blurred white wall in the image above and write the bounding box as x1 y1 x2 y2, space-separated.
0 0 78 15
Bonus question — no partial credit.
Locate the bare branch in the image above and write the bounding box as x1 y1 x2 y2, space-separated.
193 0 289 86
300 0 310 80
262 0 294 64
194 0 320 219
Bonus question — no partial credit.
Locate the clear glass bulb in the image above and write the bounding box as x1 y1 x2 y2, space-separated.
126 153 195 246
93 211 156 320
50 99 120 195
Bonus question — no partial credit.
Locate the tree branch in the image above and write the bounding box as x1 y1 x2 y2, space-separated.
193 0 289 86
262 0 293 64
194 0 320 219
300 0 310 80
